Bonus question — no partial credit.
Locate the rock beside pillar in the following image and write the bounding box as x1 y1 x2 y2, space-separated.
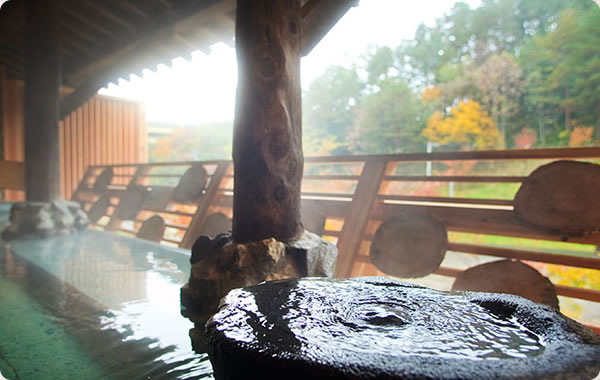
181 231 337 318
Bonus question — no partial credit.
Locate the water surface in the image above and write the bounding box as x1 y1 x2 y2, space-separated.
0 230 213 379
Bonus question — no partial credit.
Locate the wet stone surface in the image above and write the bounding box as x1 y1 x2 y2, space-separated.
206 277 600 380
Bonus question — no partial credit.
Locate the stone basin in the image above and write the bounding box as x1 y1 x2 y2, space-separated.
206 277 600 380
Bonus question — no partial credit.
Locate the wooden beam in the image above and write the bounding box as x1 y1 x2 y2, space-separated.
60 0 232 119
301 0 357 56
0 0 25 46
232 0 303 243
61 2 118 40
24 0 61 201
82 0 136 33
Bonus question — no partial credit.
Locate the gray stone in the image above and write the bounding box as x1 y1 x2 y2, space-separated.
51 200 75 229
2 201 89 239
287 230 337 277
206 277 600 380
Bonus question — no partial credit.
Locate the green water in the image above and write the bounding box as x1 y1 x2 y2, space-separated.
0 230 213 379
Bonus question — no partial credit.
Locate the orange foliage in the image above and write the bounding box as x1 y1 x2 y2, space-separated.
421 86 442 103
422 100 503 150
513 128 537 149
568 126 594 147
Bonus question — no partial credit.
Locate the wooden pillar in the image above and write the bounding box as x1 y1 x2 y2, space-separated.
24 0 61 201
232 0 303 243
0 66 5 161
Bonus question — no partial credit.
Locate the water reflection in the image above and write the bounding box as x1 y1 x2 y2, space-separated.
0 230 214 379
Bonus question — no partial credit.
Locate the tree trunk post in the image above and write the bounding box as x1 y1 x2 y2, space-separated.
232 0 303 243
24 0 61 201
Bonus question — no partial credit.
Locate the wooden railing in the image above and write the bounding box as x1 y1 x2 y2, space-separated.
71 147 600 331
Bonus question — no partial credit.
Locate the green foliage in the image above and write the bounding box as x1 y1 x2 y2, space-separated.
301 0 600 154
303 65 364 154
352 80 426 154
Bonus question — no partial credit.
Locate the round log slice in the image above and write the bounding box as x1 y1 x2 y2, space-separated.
93 167 113 191
172 165 208 204
452 260 559 309
206 277 600 380
514 160 600 236
370 211 447 278
136 215 166 242
198 212 232 238
87 194 110 223
115 186 148 220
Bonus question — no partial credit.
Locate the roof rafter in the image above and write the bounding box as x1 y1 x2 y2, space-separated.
301 0 358 56
59 0 357 120
60 0 233 119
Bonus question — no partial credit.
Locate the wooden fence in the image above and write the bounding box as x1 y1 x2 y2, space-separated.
72 147 600 332
1 78 147 201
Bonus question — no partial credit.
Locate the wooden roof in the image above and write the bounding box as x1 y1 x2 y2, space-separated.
0 0 356 118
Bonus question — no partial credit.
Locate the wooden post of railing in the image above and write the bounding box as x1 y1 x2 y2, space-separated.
70 166 95 201
335 159 387 277
106 165 149 231
181 162 229 249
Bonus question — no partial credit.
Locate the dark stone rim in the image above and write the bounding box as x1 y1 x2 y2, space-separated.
206 277 600 380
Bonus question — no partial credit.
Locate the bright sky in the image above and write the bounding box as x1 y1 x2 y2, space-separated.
100 0 480 125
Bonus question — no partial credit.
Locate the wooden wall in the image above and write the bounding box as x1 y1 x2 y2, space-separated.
1 78 147 200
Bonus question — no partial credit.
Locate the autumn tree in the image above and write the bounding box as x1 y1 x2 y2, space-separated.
474 52 523 141
422 100 502 150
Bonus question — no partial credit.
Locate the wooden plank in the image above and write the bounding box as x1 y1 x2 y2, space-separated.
554 285 600 303
82 101 90 184
94 98 101 164
101 98 108 164
80 0 136 32
61 1 119 39
76 105 84 188
447 243 600 270
24 0 61 201
301 192 354 199
374 203 600 245
335 160 387 277
181 162 228 249
305 147 600 163
0 161 24 190
383 175 525 183
380 195 514 207
63 115 71 198
303 174 361 180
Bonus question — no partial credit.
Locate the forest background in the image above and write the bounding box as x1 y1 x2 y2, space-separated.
152 0 600 161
